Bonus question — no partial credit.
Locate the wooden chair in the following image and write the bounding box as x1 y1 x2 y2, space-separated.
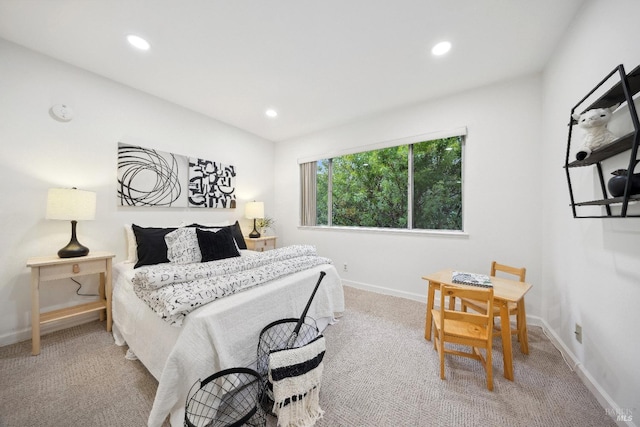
432 285 495 390
460 261 529 354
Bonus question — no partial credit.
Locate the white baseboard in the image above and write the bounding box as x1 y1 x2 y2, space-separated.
343 280 634 427
0 312 101 348
342 279 426 302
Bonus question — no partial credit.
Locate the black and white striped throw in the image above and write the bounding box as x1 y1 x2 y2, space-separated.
268 335 326 427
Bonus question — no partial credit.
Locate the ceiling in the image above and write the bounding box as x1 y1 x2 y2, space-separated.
0 0 584 142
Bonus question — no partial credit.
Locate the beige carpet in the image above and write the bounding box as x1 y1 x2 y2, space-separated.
0 286 615 427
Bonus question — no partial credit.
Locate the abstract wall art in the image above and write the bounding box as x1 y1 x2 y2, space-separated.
188 158 237 208
117 142 236 209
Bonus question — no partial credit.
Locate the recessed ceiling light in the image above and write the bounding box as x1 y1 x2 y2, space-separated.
265 109 278 118
127 34 150 51
431 41 451 56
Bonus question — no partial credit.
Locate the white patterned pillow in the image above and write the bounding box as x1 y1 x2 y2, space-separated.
165 228 202 264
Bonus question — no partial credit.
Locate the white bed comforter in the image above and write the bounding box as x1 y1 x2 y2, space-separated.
133 245 332 326
112 249 344 427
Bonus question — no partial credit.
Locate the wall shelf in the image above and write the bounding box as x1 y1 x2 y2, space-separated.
564 64 640 218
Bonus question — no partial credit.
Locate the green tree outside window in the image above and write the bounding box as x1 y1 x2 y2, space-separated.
313 136 462 231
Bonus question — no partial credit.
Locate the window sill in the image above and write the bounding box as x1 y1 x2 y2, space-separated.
297 225 468 238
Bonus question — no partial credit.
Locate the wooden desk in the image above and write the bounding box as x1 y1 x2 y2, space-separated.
422 269 532 381
27 251 115 355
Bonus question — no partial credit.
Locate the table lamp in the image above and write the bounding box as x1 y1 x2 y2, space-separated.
46 187 96 258
245 201 264 238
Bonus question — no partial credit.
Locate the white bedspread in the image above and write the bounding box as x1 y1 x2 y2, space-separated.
133 245 332 326
112 252 344 427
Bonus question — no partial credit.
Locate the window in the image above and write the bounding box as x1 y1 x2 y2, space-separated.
301 134 463 231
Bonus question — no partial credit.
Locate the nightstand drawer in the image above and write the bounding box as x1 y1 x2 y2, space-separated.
38 259 107 282
245 236 277 252
254 240 274 251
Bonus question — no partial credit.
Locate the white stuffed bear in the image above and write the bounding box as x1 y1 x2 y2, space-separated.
572 103 619 161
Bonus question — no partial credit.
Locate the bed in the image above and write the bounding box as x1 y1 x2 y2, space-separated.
111 223 344 427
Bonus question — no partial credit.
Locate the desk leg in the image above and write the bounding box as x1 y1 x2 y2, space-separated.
499 301 514 380
98 272 105 322
105 258 112 332
517 298 529 354
425 282 436 341
31 268 40 356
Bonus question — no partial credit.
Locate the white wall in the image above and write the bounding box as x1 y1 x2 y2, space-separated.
541 0 640 419
274 74 544 310
0 39 275 345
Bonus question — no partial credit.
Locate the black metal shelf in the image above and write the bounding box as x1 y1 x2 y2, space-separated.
565 131 635 168
564 64 640 218
576 64 640 115
574 194 640 207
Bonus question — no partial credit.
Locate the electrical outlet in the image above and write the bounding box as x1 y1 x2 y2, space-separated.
574 323 582 343
343 263 348 272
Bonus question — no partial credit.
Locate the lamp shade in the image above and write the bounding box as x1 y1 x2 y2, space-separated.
245 201 264 219
46 188 96 221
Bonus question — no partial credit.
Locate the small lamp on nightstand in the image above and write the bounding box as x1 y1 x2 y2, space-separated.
245 201 264 238
46 187 96 258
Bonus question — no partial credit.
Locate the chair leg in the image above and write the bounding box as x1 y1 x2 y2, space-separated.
432 322 445 380
439 340 445 380
433 329 437 351
486 347 493 391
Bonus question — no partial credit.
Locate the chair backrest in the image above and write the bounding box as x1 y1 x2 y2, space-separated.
491 261 526 282
439 285 494 340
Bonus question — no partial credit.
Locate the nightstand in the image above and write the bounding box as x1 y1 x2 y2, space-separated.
245 236 277 252
26 251 115 355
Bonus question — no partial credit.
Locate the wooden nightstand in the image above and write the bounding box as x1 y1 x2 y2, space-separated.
26 251 115 355
245 236 277 252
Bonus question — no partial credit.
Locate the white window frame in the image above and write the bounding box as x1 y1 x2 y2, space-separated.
299 127 467 234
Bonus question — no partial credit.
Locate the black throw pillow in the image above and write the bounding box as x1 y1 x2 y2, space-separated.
229 220 247 250
187 221 247 250
196 227 241 262
132 224 177 268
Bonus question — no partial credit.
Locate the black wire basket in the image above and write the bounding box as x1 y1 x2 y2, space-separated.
184 272 327 425
184 367 266 427
256 317 320 413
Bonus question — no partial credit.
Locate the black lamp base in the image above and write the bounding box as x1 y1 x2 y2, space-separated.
249 218 261 238
58 241 90 258
58 220 90 258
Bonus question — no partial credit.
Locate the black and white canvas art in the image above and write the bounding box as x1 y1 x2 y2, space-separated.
117 142 236 208
117 143 188 207
188 158 237 208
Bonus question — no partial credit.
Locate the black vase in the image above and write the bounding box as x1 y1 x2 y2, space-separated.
608 170 640 197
